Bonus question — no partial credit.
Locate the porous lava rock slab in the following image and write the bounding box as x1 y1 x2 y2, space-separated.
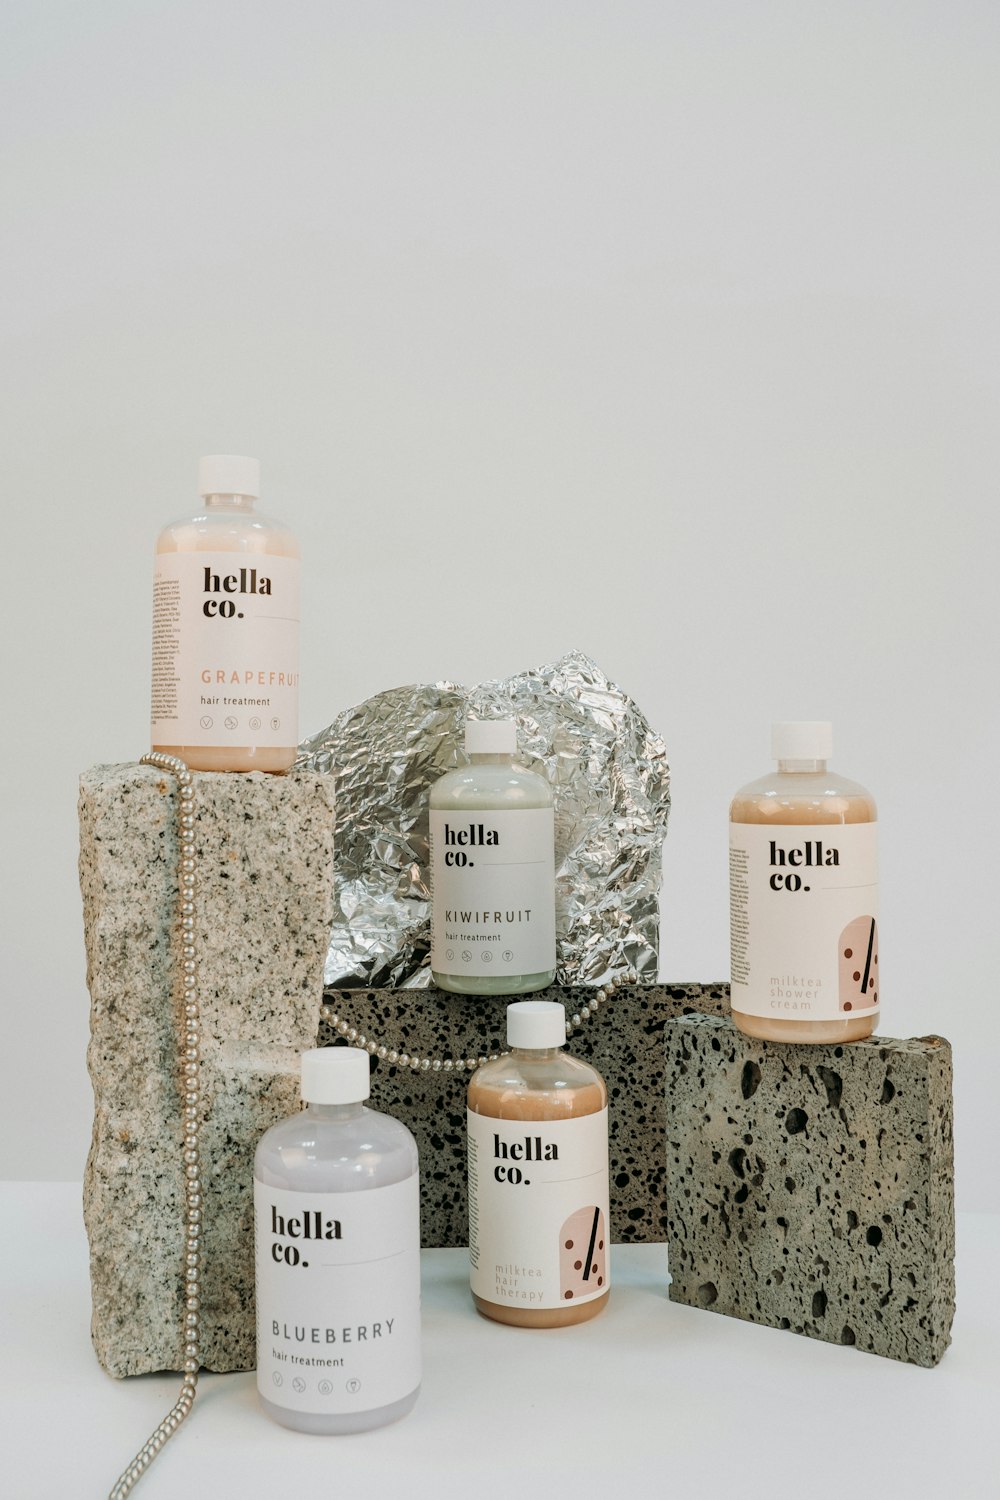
320 981 729 1247
80 764 335 1377
663 1014 954 1366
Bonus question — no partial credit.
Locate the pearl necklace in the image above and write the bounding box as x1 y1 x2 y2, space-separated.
109 753 203 1498
319 966 637 1072
108 754 633 1493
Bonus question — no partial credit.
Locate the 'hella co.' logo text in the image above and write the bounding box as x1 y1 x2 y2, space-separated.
202 565 273 618
443 822 499 867
768 839 840 892
269 1205 341 1267
493 1133 558 1185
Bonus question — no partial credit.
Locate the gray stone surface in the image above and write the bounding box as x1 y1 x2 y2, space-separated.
663 1014 955 1366
82 782 954 1384
80 764 335 1377
320 982 729 1248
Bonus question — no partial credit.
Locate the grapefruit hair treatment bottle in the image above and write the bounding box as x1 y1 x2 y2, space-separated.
151 455 299 772
729 721 879 1045
429 717 556 995
253 1048 421 1434
467 1000 610 1327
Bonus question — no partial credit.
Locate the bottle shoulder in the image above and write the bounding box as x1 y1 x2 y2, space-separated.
254 1105 418 1191
156 509 299 557
468 1052 607 1117
430 762 553 808
730 769 876 823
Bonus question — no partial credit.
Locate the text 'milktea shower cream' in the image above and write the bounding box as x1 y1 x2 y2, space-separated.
467 1000 610 1327
429 717 556 995
253 1048 421 1434
729 721 879 1045
151 454 299 772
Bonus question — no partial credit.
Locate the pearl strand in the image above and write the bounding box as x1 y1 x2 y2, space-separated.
109 754 203 1499
319 966 637 1071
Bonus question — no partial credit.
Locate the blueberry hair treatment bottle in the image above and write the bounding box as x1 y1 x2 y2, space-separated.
151 454 300 772
729 721 879 1044
467 1000 610 1327
253 1048 421 1433
429 717 556 995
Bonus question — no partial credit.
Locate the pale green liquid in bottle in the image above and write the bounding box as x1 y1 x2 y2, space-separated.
430 751 556 995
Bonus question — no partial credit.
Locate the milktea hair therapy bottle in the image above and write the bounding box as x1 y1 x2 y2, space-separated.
467 1001 610 1327
429 718 556 995
253 1048 421 1434
729 722 879 1045
151 455 300 772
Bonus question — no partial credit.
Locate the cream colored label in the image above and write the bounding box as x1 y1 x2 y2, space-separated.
254 1176 421 1416
429 807 555 977
730 822 879 1021
151 550 299 747
467 1107 609 1309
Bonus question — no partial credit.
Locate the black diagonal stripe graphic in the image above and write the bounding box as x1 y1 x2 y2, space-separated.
581 1207 600 1282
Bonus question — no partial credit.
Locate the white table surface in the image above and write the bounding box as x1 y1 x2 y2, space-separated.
4 1184 995 1500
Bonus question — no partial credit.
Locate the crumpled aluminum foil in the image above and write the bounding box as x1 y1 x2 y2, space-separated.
296 649 670 990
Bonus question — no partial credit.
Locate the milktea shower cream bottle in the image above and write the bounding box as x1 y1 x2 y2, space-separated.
151 454 299 772
429 717 556 995
467 1000 610 1327
729 722 879 1045
253 1048 421 1434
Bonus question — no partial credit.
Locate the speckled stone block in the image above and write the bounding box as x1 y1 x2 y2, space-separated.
663 1014 955 1366
319 982 729 1248
80 764 335 1377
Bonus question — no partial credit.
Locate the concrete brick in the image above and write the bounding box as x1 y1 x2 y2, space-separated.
663 1014 955 1366
320 982 729 1247
80 764 335 1376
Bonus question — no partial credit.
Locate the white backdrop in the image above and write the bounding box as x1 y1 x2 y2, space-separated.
2 3 996 1204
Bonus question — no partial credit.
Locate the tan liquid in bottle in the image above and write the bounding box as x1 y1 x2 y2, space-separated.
729 721 879 1044
467 1001 610 1327
152 455 299 772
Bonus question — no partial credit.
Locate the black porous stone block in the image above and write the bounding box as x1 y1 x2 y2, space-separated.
320 982 729 1248
663 1014 955 1366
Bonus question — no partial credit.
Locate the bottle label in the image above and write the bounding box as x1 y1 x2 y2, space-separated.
729 822 879 1021
467 1107 609 1310
429 806 556 978
151 551 299 748
253 1175 421 1416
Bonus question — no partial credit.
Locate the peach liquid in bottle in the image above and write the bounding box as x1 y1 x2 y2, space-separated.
151 454 299 772
729 721 879 1045
467 1000 610 1327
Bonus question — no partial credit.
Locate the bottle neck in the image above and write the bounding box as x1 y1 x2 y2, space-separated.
510 1045 562 1060
203 492 257 513
304 1101 365 1122
776 758 828 773
469 752 513 765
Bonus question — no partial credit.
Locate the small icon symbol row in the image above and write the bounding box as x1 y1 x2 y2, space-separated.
271 1371 361 1396
199 716 281 731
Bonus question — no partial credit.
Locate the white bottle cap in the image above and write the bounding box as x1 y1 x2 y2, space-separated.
465 718 517 755
198 454 260 498
300 1047 370 1105
771 721 833 761
506 1000 566 1049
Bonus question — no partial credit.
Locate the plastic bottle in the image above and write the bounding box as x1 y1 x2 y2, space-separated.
253 1047 421 1433
729 721 879 1044
429 718 556 995
467 1000 610 1327
151 454 299 772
